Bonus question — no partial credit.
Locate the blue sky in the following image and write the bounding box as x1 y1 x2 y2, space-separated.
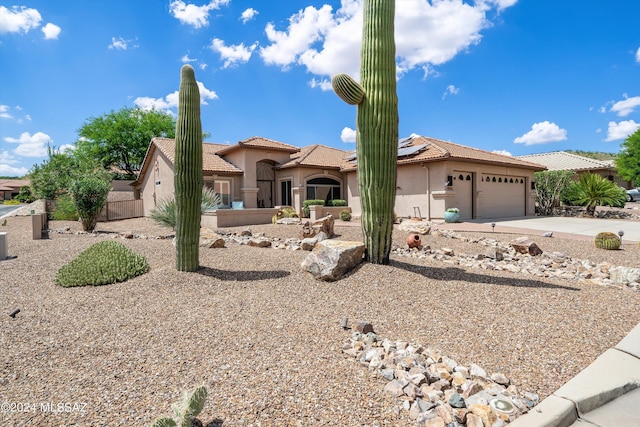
1 0 639 177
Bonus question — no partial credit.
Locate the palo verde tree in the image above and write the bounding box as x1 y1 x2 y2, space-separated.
331 0 398 264
76 107 176 177
616 128 640 186
174 65 203 272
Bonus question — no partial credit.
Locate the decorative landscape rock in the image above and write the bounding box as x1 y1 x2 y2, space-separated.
301 240 365 281
609 266 640 284
510 237 543 256
312 214 335 238
199 227 225 248
399 219 432 235
343 331 539 425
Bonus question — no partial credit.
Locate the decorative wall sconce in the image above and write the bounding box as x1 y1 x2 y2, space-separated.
445 175 453 186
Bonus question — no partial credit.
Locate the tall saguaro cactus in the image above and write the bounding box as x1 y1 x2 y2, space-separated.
332 0 398 264
174 65 203 272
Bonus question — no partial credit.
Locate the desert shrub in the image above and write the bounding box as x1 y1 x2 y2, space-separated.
150 187 221 229
15 186 36 203
566 173 627 215
69 177 110 231
51 193 79 221
340 209 352 221
534 170 575 216
152 385 207 427
594 232 621 250
302 199 325 218
272 206 300 223
2 199 20 205
327 199 347 207
55 241 149 287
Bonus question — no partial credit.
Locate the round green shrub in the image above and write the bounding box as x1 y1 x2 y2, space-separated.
340 209 352 221
594 232 621 250
51 193 79 221
55 241 149 287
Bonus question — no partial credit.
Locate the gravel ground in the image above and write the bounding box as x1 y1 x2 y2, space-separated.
1 216 639 427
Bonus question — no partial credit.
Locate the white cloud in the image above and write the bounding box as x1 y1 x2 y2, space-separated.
240 8 258 24
442 84 459 99
609 95 640 117
58 144 75 153
4 131 52 157
492 149 512 156
0 5 41 34
605 120 640 142
181 53 197 63
41 22 61 39
108 37 138 50
309 78 332 91
259 0 511 81
0 163 28 176
134 81 218 112
169 0 229 28
0 104 12 119
210 38 258 68
636 47 640 63
514 121 567 145
340 127 356 143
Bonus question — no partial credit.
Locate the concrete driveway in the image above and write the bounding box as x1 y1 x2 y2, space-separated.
467 215 640 243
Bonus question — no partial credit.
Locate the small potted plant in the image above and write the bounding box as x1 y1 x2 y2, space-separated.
444 207 460 223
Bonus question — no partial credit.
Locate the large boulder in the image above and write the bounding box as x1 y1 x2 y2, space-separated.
199 227 225 248
510 236 543 256
301 240 365 281
609 266 640 284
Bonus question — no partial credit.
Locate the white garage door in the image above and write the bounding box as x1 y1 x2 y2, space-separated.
481 174 526 218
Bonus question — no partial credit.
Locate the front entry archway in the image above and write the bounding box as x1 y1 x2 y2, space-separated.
256 160 275 208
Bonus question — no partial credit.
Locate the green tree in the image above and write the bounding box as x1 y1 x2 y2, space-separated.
69 177 111 231
569 173 627 216
29 146 111 200
534 170 575 216
616 128 640 185
76 107 176 177
331 0 398 264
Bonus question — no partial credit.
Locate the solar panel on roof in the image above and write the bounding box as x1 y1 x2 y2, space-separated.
345 152 357 161
397 144 427 157
398 137 413 148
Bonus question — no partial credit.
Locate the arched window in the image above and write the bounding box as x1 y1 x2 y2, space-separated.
306 177 341 202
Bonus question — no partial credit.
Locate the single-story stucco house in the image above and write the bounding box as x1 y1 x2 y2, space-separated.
0 179 30 200
131 135 546 225
517 151 632 189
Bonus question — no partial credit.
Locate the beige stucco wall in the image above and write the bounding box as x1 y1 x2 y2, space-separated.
138 149 176 216
347 161 537 220
275 167 344 216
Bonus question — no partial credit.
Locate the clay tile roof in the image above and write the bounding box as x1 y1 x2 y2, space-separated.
215 136 300 155
340 135 547 171
517 151 614 172
0 179 30 189
278 144 348 170
150 137 243 175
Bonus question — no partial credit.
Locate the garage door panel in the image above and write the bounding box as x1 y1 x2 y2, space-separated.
481 175 525 218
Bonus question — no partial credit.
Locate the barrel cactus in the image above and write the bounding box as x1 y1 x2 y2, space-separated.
331 0 398 264
594 232 621 250
174 64 203 272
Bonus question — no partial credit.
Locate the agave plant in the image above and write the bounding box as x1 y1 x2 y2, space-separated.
568 173 627 216
150 187 221 230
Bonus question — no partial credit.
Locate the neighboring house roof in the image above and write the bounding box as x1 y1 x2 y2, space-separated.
0 179 30 190
278 144 348 170
517 151 615 172
340 135 546 172
215 136 300 155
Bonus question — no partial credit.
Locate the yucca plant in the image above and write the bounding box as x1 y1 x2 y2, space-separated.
569 173 627 216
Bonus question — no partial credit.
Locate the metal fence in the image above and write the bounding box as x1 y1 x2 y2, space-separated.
97 199 143 222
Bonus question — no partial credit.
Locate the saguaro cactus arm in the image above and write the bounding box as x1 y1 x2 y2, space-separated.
332 73 365 105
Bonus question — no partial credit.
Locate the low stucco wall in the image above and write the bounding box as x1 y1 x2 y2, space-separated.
308 205 352 221
201 208 279 228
